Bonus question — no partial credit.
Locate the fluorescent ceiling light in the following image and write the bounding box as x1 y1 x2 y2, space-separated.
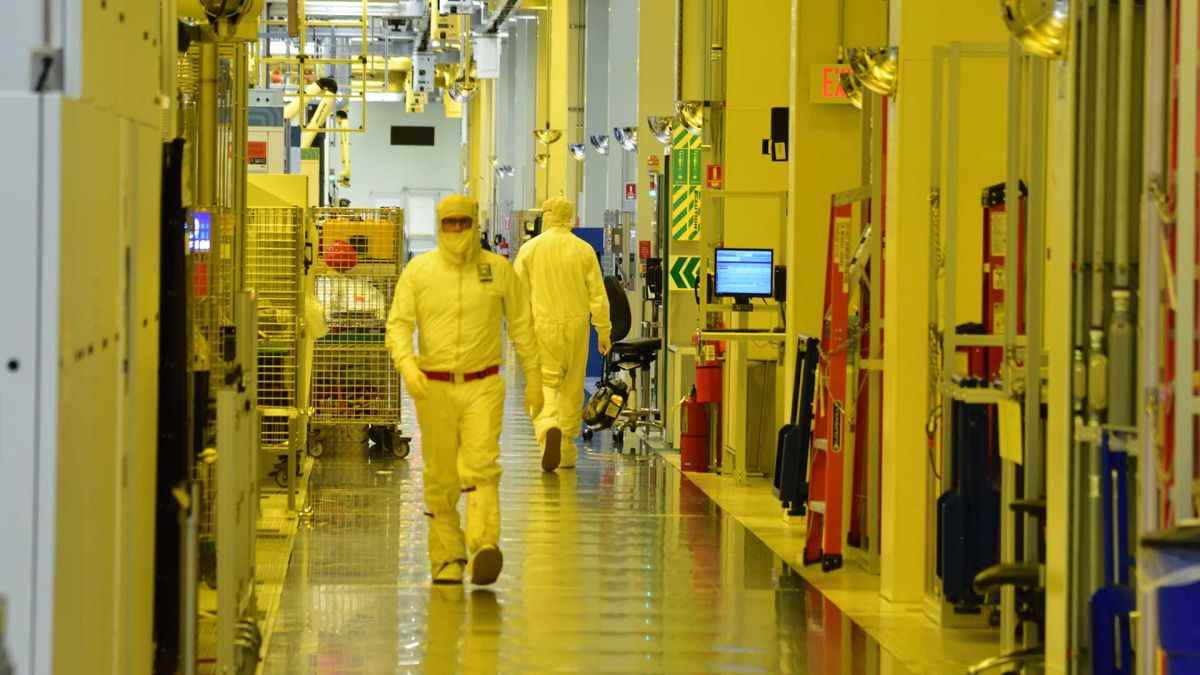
366 92 405 102
304 1 416 17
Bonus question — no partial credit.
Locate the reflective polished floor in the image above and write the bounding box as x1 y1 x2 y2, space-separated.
262 374 912 674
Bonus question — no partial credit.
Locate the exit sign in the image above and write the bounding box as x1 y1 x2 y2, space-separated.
811 64 854 105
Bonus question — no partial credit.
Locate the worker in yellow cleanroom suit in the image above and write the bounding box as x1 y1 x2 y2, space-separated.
514 197 611 472
386 194 544 586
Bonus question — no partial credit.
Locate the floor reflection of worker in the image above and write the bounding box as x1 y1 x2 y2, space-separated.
385 194 544 586
513 197 611 472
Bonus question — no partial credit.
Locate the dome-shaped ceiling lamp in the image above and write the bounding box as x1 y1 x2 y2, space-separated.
568 143 586 161
674 101 704 136
839 72 864 110
646 116 677 145
589 135 610 155
849 47 899 96
494 164 515 178
613 126 637 152
1001 0 1069 59
535 153 549 168
533 122 562 145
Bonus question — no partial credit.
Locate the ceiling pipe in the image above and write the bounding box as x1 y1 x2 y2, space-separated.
485 0 522 34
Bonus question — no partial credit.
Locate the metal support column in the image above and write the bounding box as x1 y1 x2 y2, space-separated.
1175 0 1198 522
866 91 885 575
1138 0 1169 669
1002 37 1023 654
1024 55 1048 649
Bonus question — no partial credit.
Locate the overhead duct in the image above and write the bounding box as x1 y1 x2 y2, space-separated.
1000 0 1070 59
351 56 413 92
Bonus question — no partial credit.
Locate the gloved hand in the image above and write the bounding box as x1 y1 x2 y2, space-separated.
598 334 612 356
524 375 544 418
400 361 429 400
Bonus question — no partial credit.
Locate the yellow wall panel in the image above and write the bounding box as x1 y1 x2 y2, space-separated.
54 96 160 675
82 0 164 126
56 102 122 675
248 173 310 207
123 120 163 675
786 0 882 340
880 0 1009 605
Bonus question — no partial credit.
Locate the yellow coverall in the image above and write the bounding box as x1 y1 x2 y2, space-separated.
386 196 542 580
514 197 611 469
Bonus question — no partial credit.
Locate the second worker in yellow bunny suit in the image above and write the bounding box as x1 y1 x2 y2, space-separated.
514 197 611 472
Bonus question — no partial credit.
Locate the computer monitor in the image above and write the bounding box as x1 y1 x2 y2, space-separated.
714 248 774 300
190 210 212 253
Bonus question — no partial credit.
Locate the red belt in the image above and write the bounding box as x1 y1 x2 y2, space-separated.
422 366 500 383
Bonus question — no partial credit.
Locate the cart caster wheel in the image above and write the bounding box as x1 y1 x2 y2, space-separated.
366 425 388 455
582 428 594 442
821 554 843 572
272 469 288 489
391 438 411 459
308 440 324 458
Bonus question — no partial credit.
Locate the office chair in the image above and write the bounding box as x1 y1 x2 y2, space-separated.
586 276 663 451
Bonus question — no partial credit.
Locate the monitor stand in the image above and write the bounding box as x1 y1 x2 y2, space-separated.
732 296 753 312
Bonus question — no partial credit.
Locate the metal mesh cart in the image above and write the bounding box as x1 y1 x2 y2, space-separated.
244 207 309 502
310 207 410 458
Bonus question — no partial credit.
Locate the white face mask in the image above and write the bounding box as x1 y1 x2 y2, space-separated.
438 230 477 262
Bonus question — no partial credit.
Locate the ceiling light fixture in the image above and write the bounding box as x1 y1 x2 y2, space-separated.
535 153 549 168
839 72 863 110
646 116 676 145
534 123 562 145
849 47 899 96
613 126 637 152
1000 0 1069 59
569 144 586 161
674 101 704 135
589 135 609 154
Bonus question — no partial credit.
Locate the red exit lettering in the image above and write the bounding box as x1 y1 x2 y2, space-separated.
822 66 850 99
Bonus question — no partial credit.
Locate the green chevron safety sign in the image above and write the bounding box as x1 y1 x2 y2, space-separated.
669 255 701 291
671 126 702 241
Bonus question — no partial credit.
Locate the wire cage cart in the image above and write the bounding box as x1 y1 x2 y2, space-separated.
182 40 265 674
310 207 410 458
244 206 309 501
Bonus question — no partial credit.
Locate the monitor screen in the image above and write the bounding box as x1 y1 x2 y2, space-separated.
714 248 774 298
190 211 212 253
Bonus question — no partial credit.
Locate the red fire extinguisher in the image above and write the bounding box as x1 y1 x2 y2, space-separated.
693 327 725 403
680 386 709 472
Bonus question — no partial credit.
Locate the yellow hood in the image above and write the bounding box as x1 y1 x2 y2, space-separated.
540 197 575 230
435 194 481 264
